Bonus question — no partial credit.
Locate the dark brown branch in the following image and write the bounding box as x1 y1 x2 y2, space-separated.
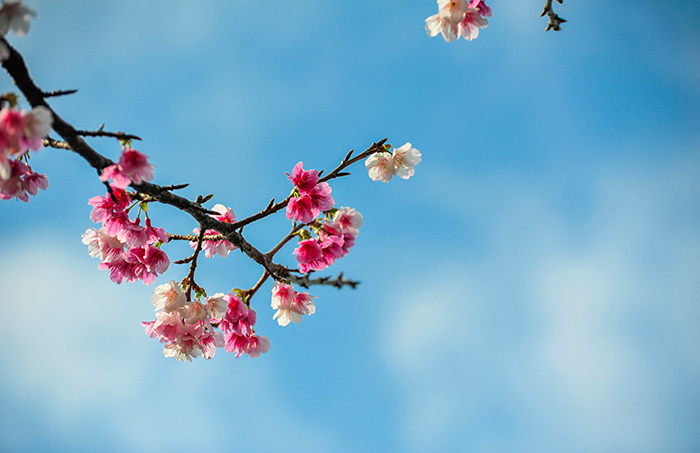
76 126 142 141
289 272 359 290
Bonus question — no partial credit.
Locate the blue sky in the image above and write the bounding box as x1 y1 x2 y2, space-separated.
1 1 699 451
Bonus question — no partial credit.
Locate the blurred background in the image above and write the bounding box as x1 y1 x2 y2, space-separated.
1 0 699 451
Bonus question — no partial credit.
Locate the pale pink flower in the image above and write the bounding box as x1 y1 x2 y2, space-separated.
392 143 422 179
438 0 469 23
458 8 489 40
332 207 363 237
181 301 209 324
0 1 36 36
365 152 396 182
81 227 124 263
153 310 184 342
163 324 204 362
205 293 228 320
20 106 52 151
22 169 48 195
211 203 236 223
151 280 186 313
425 13 459 42
199 330 224 359
246 334 271 358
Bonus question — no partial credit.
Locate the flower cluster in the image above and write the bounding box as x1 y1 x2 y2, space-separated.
219 292 270 358
293 207 362 273
425 0 491 42
271 281 316 326
189 204 237 258
0 105 51 200
99 147 154 188
142 283 270 361
365 142 421 183
286 161 334 224
83 186 169 284
142 281 227 361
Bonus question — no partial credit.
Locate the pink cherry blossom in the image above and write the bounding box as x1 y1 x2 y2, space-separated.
81 227 125 263
332 207 363 237
426 0 491 41
199 330 225 359
458 8 489 41
287 161 319 193
0 158 28 201
245 334 271 358
22 169 48 195
286 192 317 224
285 162 335 224
99 147 153 188
271 281 316 326
365 151 395 183
224 332 270 358
118 148 153 184
293 238 326 273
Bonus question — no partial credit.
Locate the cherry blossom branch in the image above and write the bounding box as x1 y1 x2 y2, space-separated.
182 225 207 300
75 125 142 141
541 0 567 31
292 272 359 290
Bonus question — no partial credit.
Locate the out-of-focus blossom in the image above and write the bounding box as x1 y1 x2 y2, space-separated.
0 0 36 36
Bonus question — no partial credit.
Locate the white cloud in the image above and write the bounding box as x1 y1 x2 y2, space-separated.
383 153 700 451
